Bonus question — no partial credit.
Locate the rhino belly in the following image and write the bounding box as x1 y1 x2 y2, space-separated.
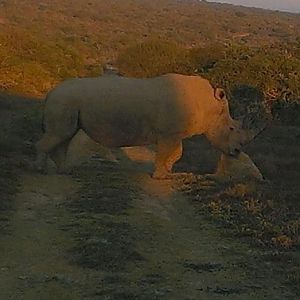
79 109 158 147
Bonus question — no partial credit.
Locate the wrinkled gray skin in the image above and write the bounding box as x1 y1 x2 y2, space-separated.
35 73 256 179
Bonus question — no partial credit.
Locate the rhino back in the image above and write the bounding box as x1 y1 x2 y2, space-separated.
46 74 213 147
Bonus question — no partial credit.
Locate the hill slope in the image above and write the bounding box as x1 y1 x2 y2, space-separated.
0 0 299 96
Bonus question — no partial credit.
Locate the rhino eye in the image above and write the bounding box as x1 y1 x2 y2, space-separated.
229 127 235 131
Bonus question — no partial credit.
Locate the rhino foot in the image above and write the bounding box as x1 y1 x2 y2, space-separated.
152 171 173 180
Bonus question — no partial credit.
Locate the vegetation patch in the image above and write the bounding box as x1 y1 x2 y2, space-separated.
180 125 300 252
204 45 300 122
183 176 300 251
66 162 144 271
0 95 42 233
117 39 188 77
180 126 300 291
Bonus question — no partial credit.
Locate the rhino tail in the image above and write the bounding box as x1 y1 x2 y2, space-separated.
41 94 50 133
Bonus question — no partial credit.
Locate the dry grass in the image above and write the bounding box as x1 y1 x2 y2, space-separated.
179 125 300 250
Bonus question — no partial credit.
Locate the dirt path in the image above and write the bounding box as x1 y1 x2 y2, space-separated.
0 148 296 299
125 172 290 299
0 174 100 299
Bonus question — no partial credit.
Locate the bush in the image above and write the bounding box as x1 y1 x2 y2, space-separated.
271 100 300 126
116 39 190 77
0 28 86 96
188 44 225 73
209 46 300 102
201 45 300 123
230 85 267 127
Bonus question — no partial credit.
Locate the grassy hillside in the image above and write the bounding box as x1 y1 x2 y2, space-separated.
0 0 300 97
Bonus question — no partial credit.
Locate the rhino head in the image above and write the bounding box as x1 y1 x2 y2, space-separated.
204 88 264 157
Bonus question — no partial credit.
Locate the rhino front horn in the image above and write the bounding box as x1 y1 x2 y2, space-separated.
244 125 266 145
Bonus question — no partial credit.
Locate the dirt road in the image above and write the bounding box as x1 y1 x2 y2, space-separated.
0 145 296 299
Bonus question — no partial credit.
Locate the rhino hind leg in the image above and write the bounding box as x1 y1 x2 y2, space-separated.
49 139 71 173
35 133 76 173
35 106 80 173
153 138 183 179
35 134 64 172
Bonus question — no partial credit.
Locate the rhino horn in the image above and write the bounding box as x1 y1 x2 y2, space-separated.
242 124 267 145
237 113 269 145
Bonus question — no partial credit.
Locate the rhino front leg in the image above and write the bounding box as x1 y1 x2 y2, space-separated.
153 138 183 179
50 139 71 173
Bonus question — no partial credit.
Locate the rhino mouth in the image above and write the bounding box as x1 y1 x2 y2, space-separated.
228 148 241 157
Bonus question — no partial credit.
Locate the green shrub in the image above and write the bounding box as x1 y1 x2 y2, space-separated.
271 100 300 126
200 45 300 122
116 39 189 77
188 44 225 73
230 85 267 127
206 46 300 103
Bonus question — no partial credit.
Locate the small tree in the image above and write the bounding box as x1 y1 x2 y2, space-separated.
203 45 300 122
188 44 225 74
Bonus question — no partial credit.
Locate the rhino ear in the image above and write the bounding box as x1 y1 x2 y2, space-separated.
214 88 226 101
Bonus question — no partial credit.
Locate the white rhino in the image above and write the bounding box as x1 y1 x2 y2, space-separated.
35 73 259 179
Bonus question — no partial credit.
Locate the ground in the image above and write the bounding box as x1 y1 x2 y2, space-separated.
0 94 299 299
